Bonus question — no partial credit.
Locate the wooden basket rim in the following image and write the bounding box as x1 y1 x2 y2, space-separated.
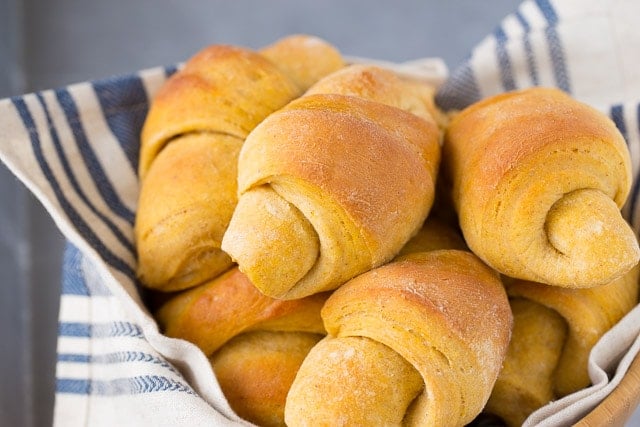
576 349 640 426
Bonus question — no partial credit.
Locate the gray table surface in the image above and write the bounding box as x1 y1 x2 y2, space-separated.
1 1 638 426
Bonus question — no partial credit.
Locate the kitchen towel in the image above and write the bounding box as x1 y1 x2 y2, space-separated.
1 0 639 425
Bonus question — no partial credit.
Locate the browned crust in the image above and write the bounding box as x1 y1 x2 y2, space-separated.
316 250 512 424
155 267 329 356
444 87 631 213
139 44 301 179
237 93 440 261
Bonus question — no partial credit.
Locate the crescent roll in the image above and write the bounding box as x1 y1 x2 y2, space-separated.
284 249 512 426
485 266 639 426
221 65 442 299
135 35 344 291
155 267 329 426
443 87 640 288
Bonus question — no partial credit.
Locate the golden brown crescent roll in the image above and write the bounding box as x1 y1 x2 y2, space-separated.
135 35 344 292
485 266 640 426
285 250 512 426
484 298 567 427
221 65 442 300
155 267 329 426
210 330 322 427
155 267 328 356
443 87 640 288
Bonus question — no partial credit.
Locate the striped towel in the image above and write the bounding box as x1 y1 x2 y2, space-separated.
1 67 246 426
0 0 638 425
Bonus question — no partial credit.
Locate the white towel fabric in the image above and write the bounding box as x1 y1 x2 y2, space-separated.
0 0 639 425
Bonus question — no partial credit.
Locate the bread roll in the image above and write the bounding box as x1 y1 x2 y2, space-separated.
485 265 640 426
155 267 329 426
285 250 512 426
396 216 467 256
443 87 639 288
304 64 441 124
155 267 328 355
484 298 567 426
221 65 442 299
210 330 322 427
135 35 344 292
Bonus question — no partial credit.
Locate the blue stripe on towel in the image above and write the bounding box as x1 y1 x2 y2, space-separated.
92 75 149 173
36 93 136 256
62 243 91 296
62 243 113 296
165 64 179 78
58 322 92 337
536 0 571 92
57 378 92 394
58 353 91 363
11 98 136 280
435 60 482 111
494 26 516 91
610 104 637 225
628 104 640 226
57 375 194 395
627 170 640 228
515 10 540 85
610 104 628 142
535 0 558 24
58 351 179 374
58 321 144 338
55 88 136 225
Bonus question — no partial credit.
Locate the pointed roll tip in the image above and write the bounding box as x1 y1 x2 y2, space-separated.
544 188 640 288
221 186 320 299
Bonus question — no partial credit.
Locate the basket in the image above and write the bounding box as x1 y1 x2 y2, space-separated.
0 59 637 427
2 0 640 423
